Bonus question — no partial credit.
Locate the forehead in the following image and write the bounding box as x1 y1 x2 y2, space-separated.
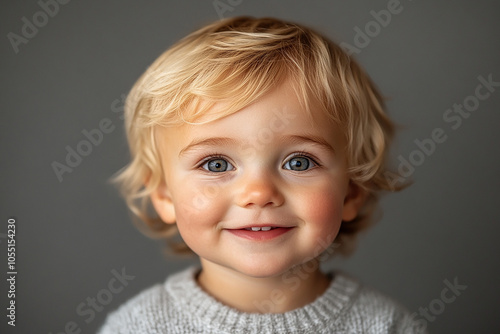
155 81 346 154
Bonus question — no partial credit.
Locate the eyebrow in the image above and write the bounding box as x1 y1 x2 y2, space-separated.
179 134 335 157
282 134 336 154
179 137 236 157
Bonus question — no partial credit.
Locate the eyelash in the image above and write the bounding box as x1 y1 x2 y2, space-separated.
196 153 231 170
196 151 321 171
285 152 321 168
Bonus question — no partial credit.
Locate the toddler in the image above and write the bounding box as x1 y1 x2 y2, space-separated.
99 16 424 334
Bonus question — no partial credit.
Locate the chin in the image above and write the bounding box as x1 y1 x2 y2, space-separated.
234 259 297 279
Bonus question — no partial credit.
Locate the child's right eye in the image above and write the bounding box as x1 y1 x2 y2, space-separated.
201 158 234 172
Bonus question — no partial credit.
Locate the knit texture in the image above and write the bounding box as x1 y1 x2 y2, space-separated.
98 267 425 333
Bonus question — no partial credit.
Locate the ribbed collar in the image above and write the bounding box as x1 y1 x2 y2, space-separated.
164 266 360 333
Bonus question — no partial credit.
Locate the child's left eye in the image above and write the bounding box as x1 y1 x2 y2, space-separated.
283 156 316 171
201 158 234 172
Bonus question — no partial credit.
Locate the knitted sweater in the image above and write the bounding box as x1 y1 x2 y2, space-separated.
98 267 425 334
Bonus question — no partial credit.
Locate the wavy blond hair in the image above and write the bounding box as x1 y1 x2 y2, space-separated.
113 16 401 256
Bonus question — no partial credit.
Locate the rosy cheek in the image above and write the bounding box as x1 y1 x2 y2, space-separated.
175 184 223 227
300 188 344 228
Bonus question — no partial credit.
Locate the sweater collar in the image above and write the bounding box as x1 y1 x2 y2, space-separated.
164 266 360 333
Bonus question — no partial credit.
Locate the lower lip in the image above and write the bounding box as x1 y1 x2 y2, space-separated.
226 227 294 241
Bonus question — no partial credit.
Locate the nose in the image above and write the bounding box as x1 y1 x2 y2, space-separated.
234 171 285 208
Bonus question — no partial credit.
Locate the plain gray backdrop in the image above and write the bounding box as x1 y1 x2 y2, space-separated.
1 0 499 333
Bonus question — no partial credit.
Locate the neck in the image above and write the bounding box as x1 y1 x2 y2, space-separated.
196 259 331 313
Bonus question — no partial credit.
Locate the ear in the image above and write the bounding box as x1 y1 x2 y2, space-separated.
342 181 367 222
150 182 176 224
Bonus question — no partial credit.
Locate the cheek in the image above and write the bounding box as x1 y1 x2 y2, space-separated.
295 183 345 229
307 193 343 225
172 190 221 254
172 179 227 236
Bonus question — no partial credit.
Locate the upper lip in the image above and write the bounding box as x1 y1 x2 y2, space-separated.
226 224 294 230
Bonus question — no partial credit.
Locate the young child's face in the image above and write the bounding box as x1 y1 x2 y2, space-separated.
152 80 363 278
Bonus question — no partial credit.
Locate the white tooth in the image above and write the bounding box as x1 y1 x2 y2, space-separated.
261 226 272 231
251 227 261 231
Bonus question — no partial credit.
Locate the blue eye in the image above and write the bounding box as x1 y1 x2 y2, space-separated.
283 156 314 171
202 158 234 172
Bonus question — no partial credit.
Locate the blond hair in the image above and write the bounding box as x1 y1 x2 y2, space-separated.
114 16 400 256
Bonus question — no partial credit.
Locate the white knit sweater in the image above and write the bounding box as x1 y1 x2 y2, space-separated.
98 267 425 333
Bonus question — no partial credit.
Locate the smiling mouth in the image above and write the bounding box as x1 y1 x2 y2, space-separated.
226 226 295 241
243 226 277 231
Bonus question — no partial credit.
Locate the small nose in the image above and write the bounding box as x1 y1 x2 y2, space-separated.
235 171 285 208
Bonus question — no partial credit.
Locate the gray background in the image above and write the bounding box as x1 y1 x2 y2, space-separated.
1 0 499 333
